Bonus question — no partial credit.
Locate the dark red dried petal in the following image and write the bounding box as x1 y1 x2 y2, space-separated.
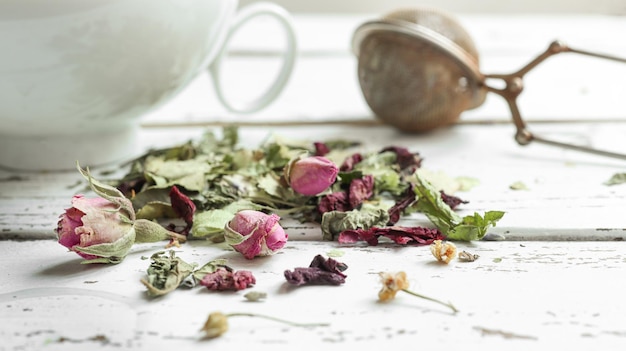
348 175 374 209
340 153 363 172
169 186 196 235
284 268 346 286
317 191 350 214
284 254 347 286
380 146 423 172
387 185 416 225
313 142 330 156
440 190 469 210
309 254 348 273
338 226 444 246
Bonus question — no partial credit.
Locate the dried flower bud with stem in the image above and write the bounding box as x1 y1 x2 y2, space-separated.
200 311 330 339
378 271 458 314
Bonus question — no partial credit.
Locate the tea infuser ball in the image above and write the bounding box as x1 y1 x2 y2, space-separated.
352 8 487 133
353 7 626 160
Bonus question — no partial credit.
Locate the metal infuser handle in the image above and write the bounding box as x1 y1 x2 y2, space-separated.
483 40 626 160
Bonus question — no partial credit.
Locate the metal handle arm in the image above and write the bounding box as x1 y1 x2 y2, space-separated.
482 40 626 160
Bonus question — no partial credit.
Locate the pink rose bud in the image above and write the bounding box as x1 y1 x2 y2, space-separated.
56 194 135 264
286 156 339 196
224 210 288 259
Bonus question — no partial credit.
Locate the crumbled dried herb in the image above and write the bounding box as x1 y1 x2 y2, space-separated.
140 251 196 297
199 267 256 291
284 254 348 286
140 250 230 296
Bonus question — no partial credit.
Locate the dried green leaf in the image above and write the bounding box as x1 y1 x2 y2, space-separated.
604 173 626 186
412 172 504 241
191 200 261 239
140 251 197 297
321 205 389 241
135 201 177 220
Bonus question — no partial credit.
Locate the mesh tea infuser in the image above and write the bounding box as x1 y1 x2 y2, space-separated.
352 8 626 160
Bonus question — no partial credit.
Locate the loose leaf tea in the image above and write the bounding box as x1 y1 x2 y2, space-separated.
112 126 503 244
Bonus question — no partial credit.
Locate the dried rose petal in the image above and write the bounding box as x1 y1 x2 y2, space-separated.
387 186 416 225
340 153 363 172
200 267 256 291
440 190 469 209
317 191 350 214
284 254 347 286
338 226 444 246
224 210 288 259
169 186 196 234
313 142 330 156
380 146 423 172
286 156 339 196
348 174 374 209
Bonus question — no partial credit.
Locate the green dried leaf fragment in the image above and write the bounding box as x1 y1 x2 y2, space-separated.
140 250 197 297
321 205 389 241
188 259 229 287
412 173 504 241
604 173 626 186
135 201 177 220
509 181 529 190
446 211 505 241
413 173 461 234
191 200 261 240
256 173 288 199
143 157 212 192
244 291 267 302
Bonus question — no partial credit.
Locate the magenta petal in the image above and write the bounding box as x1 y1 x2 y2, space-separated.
263 214 287 251
227 210 288 259
56 207 85 249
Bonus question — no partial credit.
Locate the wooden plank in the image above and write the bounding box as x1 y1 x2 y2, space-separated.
2 239 625 349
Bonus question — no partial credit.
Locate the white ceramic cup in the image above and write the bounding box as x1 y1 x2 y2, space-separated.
0 0 297 171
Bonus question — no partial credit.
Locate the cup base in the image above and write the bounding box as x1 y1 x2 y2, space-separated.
0 125 140 172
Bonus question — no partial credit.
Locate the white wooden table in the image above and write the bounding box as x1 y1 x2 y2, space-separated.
2 13 626 350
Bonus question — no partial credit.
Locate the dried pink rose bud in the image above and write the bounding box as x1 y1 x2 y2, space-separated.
224 210 288 259
56 194 135 264
285 156 339 196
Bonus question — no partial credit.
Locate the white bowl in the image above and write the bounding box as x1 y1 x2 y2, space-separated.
0 0 296 171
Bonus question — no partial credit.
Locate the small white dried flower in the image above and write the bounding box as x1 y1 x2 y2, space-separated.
430 240 457 264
